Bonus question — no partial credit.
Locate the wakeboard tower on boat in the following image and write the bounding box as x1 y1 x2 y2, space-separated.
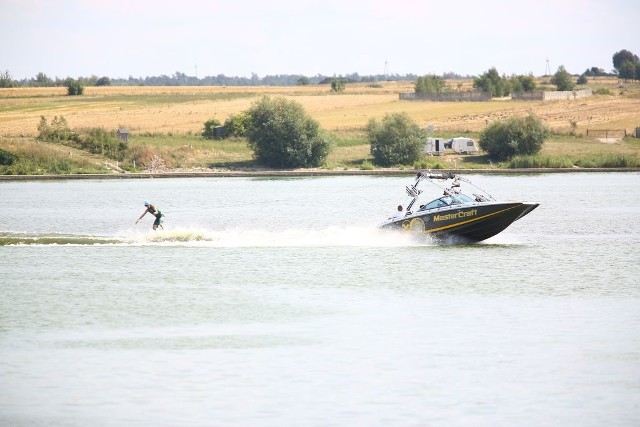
379 171 539 243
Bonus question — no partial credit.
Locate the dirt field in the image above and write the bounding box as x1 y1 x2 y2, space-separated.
1 79 639 138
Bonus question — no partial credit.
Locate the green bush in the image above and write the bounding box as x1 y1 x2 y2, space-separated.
415 75 447 94
550 66 575 91
367 112 425 167
245 96 332 168
473 67 509 97
0 148 18 165
202 118 223 140
37 116 72 141
78 127 124 159
479 114 550 161
37 117 125 160
65 79 84 95
513 73 537 92
331 78 346 92
359 160 374 170
223 113 249 138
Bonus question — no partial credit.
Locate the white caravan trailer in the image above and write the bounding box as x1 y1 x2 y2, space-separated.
424 137 446 156
450 137 479 154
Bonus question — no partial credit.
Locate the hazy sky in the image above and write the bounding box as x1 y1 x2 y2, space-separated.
2 0 639 80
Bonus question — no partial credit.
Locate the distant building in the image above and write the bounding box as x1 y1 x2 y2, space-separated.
117 128 129 143
399 91 491 102
512 88 592 101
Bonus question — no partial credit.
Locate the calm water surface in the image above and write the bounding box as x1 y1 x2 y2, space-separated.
1 173 639 426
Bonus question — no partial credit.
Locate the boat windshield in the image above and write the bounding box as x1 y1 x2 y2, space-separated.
456 194 474 203
419 194 474 211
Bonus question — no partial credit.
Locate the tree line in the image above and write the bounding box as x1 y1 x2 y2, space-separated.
0 71 427 89
2 48 637 90
3 48 638 90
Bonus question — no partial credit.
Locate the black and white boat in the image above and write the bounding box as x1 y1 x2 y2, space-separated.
379 172 538 243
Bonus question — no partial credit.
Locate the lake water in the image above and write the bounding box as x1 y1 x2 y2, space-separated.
1 172 639 426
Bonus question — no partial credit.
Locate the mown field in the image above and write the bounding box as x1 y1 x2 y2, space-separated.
1 77 639 173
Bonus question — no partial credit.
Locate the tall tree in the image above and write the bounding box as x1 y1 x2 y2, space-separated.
95 76 111 86
550 66 574 91
473 67 509 97
612 49 639 72
518 74 536 92
0 70 17 88
415 75 447 94
33 72 52 87
619 60 637 81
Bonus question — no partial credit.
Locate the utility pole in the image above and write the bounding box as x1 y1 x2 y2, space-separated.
545 58 551 76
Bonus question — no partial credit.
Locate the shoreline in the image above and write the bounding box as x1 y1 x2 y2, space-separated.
1 167 639 180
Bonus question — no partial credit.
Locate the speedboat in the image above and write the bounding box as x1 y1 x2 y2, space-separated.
379 171 539 243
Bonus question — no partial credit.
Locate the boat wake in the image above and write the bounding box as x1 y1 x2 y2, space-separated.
0 226 431 248
0 232 122 246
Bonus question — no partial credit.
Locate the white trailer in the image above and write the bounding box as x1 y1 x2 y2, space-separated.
450 137 479 154
424 137 446 156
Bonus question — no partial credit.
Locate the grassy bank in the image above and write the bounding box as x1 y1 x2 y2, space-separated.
2 131 638 175
0 138 110 175
1 79 639 174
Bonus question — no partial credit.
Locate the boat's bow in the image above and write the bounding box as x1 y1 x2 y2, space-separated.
514 202 539 221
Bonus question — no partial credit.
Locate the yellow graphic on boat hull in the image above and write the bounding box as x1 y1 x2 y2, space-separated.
402 217 426 233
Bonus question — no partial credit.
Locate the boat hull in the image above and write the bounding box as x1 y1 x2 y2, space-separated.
381 202 539 243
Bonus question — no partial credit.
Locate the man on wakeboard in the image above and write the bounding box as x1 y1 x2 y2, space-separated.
136 200 164 230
